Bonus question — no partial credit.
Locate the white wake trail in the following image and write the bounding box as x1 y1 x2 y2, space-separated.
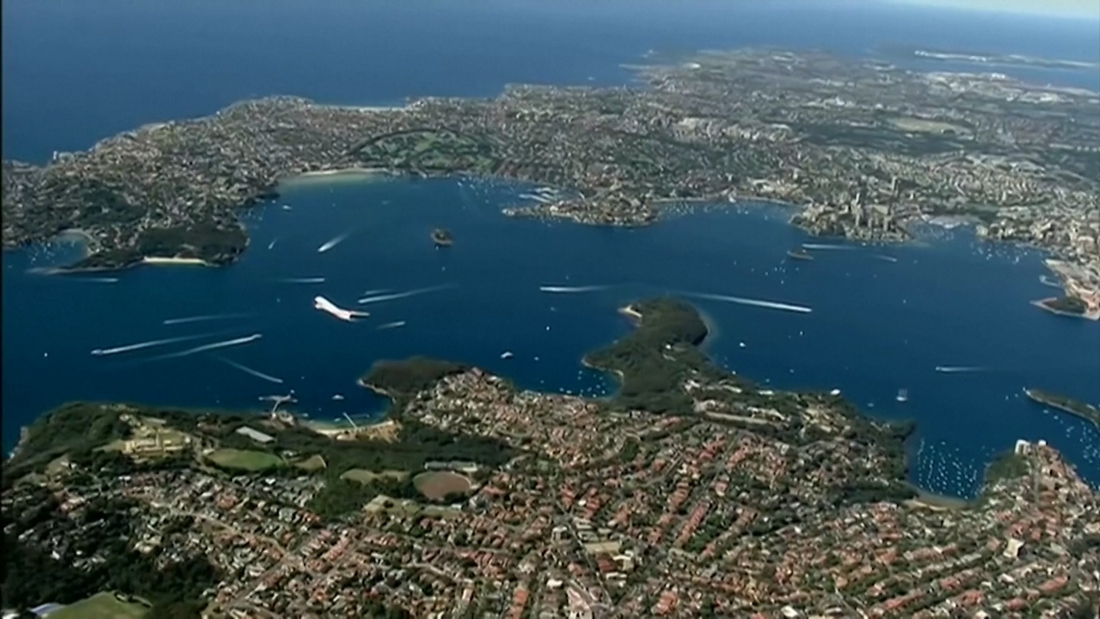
216 355 284 384
361 288 392 296
802 243 853 250
279 277 326 284
376 320 407 330
317 231 352 253
684 292 813 314
163 313 250 326
357 284 455 305
91 332 218 356
539 285 607 293
151 334 262 360
935 366 988 373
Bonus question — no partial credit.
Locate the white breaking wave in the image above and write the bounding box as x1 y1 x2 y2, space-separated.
357 284 455 305
684 292 812 314
539 285 607 293
376 320 407 330
91 332 218 356
216 355 284 384
317 231 352 253
163 312 250 326
151 333 262 360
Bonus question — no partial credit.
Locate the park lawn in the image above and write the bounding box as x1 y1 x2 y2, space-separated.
207 448 283 472
340 468 408 484
293 454 328 472
49 592 151 619
412 471 472 501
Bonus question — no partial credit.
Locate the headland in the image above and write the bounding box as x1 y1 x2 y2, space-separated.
3 298 1098 617
2 49 1097 305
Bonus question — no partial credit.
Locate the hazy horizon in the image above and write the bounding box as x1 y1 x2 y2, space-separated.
889 0 1100 20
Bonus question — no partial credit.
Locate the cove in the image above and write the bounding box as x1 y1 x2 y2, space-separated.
2 174 1098 498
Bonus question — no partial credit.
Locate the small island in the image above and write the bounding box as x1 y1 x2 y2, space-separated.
1025 388 1100 433
431 227 454 247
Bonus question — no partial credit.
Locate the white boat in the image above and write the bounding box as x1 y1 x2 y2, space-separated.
897 388 909 403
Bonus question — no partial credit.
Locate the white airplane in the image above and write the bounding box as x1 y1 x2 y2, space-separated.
314 296 369 322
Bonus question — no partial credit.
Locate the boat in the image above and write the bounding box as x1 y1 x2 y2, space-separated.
787 249 814 261
431 228 454 247
500 351 514 360
896 388 909 403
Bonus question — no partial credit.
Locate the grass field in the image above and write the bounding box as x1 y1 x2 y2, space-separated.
413 471 472 501
207 448 283 472
49 592 151 619
293 454 328 472
340 468 408 484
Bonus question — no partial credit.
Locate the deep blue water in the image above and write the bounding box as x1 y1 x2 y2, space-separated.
4 178 1099 497
2 1 1100 497
3 0 1098 162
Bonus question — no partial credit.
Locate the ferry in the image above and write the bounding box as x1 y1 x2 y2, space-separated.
897 388 909 403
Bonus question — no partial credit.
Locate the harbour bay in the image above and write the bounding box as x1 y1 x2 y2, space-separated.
3 0 1100 502
3 175 1099 498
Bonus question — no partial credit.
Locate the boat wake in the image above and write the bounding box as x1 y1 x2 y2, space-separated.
91 332 219 357
801 243 853 251
683 291 813 314
216 355 284 384
357 284 456 305
279 277 326 284
150 333 262 361
163 312 251 326
317 231 352 253
539 285 607 293
875 255 899 263
935 366 988 373
361 288 392 296
376 320 407 330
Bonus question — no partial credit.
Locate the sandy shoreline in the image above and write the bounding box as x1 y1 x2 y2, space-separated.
297 167 390 178
142 256 209 266
281 167 393 186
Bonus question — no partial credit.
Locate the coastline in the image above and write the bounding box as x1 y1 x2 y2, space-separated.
141 256 211 266
281 167 393 186
1030 298 1100 321
1024 388 1100 433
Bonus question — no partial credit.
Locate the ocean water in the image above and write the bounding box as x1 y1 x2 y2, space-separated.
3 0 1098 162
4 177 1099 497
2 1 1099 497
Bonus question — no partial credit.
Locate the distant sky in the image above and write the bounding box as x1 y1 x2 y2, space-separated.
889 0 1100 19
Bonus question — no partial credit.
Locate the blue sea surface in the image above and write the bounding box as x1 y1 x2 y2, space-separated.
4 177 1099 497
2 1 1099 498
3 0 1098 162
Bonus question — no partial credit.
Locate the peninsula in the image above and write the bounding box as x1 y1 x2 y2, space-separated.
1025 387 1100 433
2 49 1098 310
4 299 1099 617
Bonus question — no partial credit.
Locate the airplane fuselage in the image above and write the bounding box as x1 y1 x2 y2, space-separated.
314 296 365 321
